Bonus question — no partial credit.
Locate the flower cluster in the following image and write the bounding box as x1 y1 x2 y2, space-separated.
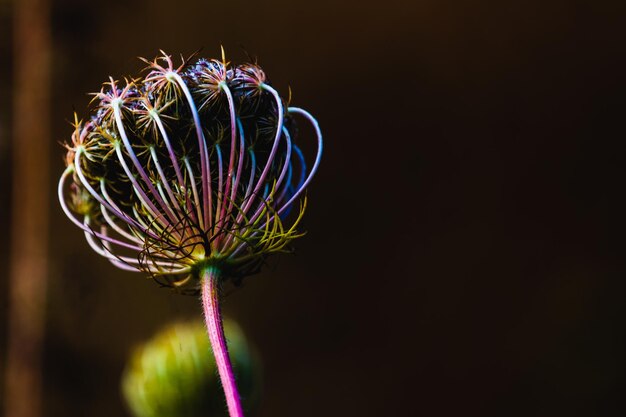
58 50 322 293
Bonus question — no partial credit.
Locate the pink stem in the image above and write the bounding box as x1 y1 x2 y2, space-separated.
201 268 245 417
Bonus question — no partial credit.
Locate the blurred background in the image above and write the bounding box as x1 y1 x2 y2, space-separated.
1 0 626 416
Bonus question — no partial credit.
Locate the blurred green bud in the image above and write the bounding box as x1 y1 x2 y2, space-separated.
121 319 260 417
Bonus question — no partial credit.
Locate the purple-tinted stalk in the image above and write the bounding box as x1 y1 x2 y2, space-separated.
201 268 245 417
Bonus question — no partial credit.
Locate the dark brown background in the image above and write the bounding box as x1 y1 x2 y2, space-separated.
1 0 625 416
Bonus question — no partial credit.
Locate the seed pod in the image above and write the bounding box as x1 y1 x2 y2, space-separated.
58 50 322 293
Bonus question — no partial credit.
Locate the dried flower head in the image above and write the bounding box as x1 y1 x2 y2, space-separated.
58 50 322 293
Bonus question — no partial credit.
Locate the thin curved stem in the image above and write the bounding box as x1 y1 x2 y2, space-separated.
201 268 244 417
239 83 284 216
112 103 178 225
218 82 237 228
277 107 323 216
172 72 212 229
221 147 256 251
214 143 224 234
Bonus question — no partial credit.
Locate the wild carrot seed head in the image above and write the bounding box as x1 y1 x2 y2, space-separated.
58 50 322 293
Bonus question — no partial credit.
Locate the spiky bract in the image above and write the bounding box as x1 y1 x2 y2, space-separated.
58 50 322 293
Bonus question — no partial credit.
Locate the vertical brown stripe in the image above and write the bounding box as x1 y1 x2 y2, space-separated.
4 0 51 416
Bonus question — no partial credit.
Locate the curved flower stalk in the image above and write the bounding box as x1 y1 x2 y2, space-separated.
58 50 322 417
